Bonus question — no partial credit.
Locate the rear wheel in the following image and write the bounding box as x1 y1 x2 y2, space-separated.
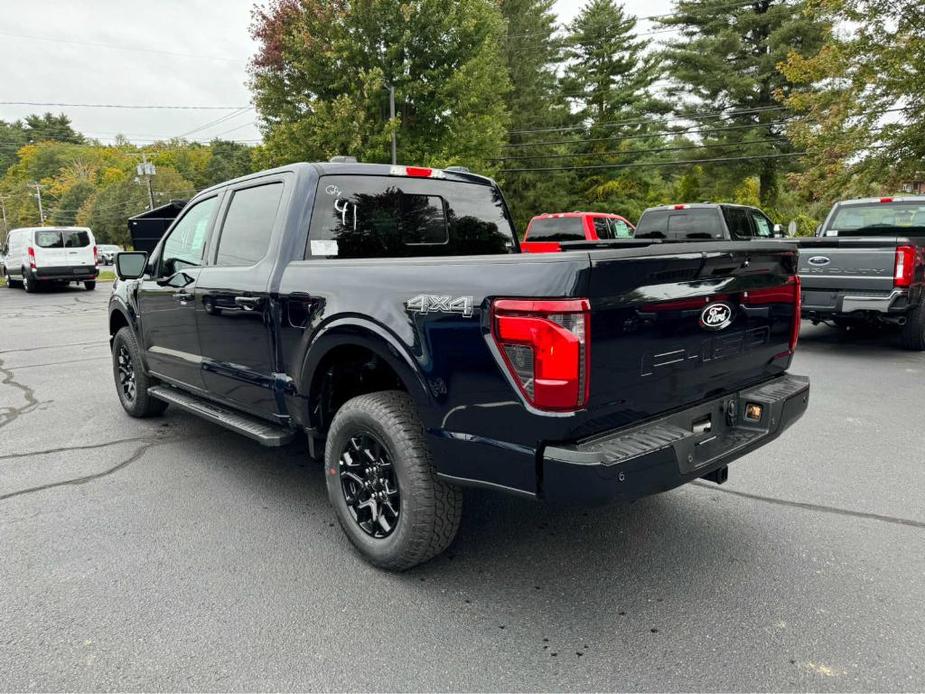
900 304 925 351
324 391 462 571
112 327 168 417
22 270 37 293
84 280 96 291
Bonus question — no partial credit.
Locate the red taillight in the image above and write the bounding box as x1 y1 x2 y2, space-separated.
93 245 99 265
491 298 591 411
880 197 894 203
894 245 915 287
743 276 801 354
27 246 36 269
673 204 688 210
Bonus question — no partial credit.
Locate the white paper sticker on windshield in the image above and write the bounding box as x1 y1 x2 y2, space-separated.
311 239 339 256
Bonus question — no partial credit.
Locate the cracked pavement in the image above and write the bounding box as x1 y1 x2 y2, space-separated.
0 285 923 691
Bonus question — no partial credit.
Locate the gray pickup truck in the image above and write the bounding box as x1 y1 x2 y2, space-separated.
799 197 925 349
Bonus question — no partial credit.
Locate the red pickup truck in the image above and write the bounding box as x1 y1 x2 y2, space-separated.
521 212 635 253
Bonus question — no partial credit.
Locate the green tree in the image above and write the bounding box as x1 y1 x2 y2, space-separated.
558 0 669 220
497 0 573 232
76 167 195 245
203 140 257 186
22 113 84 145
780 0 925 200
562 0 663 135
660 0 827 205
249 0 510 174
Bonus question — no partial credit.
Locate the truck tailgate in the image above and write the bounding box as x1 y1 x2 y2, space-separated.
797 237 898 292
583 242 799 429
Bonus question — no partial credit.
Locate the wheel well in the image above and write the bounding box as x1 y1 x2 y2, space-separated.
308 345 407 434
109 310 129 340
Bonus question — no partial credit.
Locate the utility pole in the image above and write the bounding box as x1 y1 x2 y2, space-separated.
31 183 45 225
389 85 397 165
137 154 156 210
0 196 7 246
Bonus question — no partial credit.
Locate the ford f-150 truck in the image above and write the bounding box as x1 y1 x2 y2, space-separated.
109 161 809 570
799 197 925 350
636 203 783 241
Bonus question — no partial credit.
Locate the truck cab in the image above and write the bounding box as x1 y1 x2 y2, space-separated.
635 203 782 241
521 211 634 253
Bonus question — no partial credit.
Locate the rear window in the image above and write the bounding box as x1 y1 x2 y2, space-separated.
65 231 91 248
35 231 63 248
827 202 925 235
636 209 723 239
33 230 91 248
307 176 515 258
526 217 585 241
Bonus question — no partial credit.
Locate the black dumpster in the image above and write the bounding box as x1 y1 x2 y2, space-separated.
127 200 187 253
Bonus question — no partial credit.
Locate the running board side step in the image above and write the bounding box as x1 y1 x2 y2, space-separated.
148 386 295 447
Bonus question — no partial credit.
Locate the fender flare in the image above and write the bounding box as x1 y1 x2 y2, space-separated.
297 317 434 427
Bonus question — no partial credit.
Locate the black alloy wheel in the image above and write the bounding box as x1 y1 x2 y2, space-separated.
117 343 137 403
339 432 401 538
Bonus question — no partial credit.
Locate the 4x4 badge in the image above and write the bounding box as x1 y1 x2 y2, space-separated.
700 302 734 331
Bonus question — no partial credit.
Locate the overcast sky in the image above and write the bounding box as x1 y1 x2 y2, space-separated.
0 0 674 146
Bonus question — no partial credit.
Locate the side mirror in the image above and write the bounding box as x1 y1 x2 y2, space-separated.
115 251 148 280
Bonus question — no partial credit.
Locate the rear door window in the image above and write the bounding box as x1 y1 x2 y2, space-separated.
527 217 585 242
215 182 284 267
723 207 753 239
307 176 515 258
592 218 613 239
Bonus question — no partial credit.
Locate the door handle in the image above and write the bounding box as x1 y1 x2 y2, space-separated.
234 296 263 311
175 292 193 303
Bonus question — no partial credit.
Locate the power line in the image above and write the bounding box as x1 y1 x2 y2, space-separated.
0 101 250 110
492 137 788 162
501 151 806 173
504 118 793 148
0 31 246 63
172 107 254 140
507 106 787 136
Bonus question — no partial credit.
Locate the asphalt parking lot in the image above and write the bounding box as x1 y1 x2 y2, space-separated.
1 284 923 692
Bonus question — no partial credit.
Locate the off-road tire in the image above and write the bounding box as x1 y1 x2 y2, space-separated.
900 304 925 351
112 327 168 417
324 390 463 571
85 281 96 291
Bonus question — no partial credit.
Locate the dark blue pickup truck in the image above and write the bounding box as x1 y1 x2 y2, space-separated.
109 161 809 569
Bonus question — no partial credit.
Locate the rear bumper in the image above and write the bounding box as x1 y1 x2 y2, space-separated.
541 374 810 505
34 265 98 281
801 287 909 318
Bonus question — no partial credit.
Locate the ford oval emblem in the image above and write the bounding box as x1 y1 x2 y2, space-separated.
808 255 831 266
700 303 734 331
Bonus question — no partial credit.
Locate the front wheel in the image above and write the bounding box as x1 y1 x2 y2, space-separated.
111 327 168 417
900 304 925 351
324 391 463 571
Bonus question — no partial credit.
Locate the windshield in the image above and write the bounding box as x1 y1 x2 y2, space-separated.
827 202 925 234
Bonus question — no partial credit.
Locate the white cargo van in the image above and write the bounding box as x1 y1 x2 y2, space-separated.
4 227 99 292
